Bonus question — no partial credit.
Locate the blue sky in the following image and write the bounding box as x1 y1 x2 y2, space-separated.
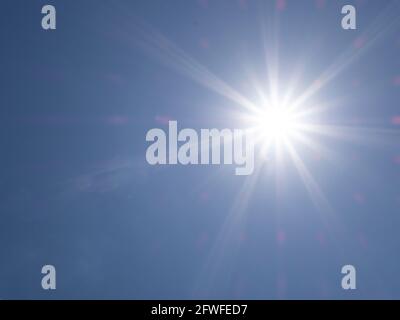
1 0 400 299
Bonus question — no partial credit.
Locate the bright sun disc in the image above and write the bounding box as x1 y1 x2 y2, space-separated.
257 106 299 141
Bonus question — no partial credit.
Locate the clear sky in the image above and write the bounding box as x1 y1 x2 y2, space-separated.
1 0 400 299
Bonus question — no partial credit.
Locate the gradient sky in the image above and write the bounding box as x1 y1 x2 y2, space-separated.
1 0 400 299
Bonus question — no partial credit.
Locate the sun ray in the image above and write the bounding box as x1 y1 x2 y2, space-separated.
298 123 400 147
193 163 264 297
290 2 400 113
283 138 334 216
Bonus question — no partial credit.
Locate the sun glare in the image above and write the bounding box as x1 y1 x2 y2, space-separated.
258 105 299 141
245 102 306 150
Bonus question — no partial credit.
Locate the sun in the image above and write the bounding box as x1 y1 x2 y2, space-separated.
244 102 305 150
257 105 299 141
